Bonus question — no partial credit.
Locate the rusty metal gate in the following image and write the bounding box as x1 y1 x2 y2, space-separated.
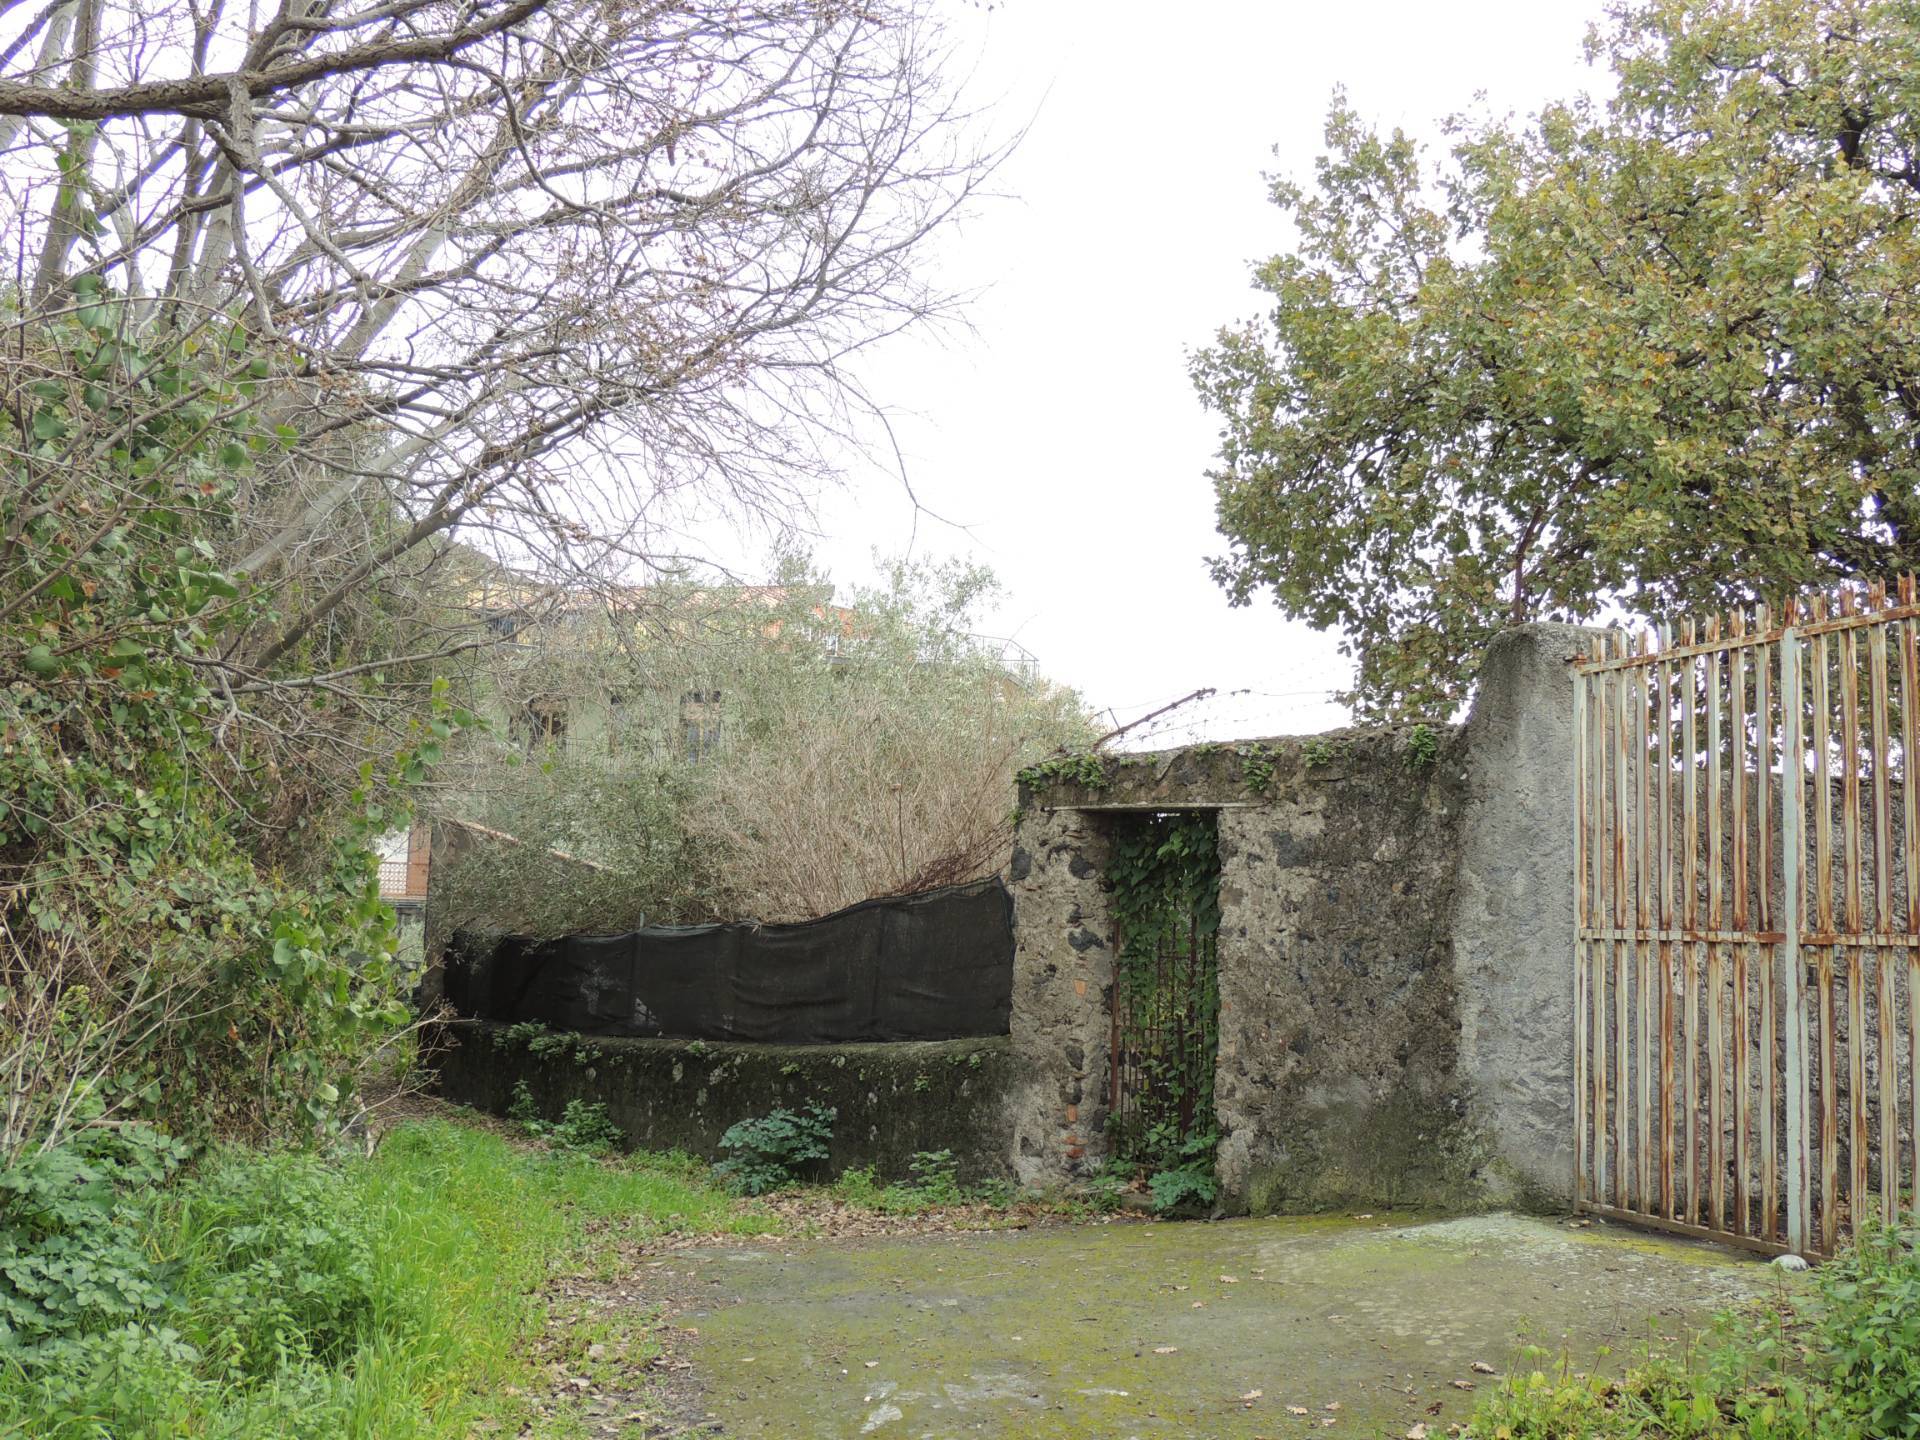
1107 813 1221 1165
1574 580 1920 1257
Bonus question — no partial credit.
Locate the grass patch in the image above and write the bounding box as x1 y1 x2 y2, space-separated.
0 1117 775 1439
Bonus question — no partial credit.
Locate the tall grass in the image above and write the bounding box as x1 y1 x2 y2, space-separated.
0 1118 772 1439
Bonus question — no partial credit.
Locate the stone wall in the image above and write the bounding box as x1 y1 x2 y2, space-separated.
1011 622 1600 1214
436 1022 1016 1183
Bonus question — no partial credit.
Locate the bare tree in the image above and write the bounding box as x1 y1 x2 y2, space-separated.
2 0 997 681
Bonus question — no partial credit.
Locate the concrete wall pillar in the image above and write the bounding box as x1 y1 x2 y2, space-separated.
1452 623 1609 1205
1006 805 1116 1189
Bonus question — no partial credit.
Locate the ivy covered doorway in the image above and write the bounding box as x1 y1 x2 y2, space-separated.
1106 810 1222 1210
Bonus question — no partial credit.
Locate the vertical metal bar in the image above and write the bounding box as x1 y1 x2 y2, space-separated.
1682 622 1701 1223
1782 621 1811 1255
1574 663 1590 1206
1813 604 1838 1255
1658 629 1677 1221
1903 599 1920 1223
1871 616 1897 1225
1636 648 1653 1215
1732 620 1752 1235
1614 633 1632 1211
1707 623 1727 1230
1842 621 1868 1241
1757 609 1777 1242
1593 636 1611 1208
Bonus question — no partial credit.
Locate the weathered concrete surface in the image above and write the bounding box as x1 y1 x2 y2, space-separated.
667 1212 1777 1439
1452 624 1608 1206
434 1022 1014 1182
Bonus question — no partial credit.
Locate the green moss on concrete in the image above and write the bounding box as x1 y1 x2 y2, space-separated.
434 1022 1014 1182
672 1211 1772 1439
1240 1082 1491 1215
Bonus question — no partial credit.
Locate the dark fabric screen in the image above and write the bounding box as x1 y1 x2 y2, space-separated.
443 879 1013 1042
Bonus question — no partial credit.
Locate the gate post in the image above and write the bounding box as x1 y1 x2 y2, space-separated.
1780 627 1811 1255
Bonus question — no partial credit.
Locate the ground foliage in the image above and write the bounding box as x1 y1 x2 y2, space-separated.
1195 0 1920 718
1469 1218 1920 1439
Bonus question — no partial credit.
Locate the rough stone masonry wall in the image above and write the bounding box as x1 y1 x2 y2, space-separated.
1011 733 1474 1212
1012 622 1601 1213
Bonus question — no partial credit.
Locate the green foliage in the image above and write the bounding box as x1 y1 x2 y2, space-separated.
1194 0 1920 718
1238 742 1279 793
505 1084 624 1155
1145 1132 1221 1216
1016 752 1109 790
1469 1217 1920 1439
0 1116 776 1439
1104 813 1221 1192
0 1125 188 1351
1405 723 1440 772
713 1104 836 1195
905 1149 963 1205
2 288 451 1149
1301 737 1346 769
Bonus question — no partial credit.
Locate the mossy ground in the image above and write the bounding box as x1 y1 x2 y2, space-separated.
665 1212 1778 1439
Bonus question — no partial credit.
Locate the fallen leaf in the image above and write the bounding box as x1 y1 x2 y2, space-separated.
1241 1389 1263 1402
1451 1380 1475 1391
1154 1346 1179 1355
1325 1402 1341 1411
1287 1405 1310 1416
1219 1275 1240 1283
1406 1425 1429 1439
1470 1362 1496 1375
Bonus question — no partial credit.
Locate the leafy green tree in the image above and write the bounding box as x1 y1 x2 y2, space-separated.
1193 0 1920 718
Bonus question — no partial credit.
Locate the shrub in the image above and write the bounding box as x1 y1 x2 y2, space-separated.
1816 1218 1920 1437
0 1125 187 1351
905 1149 962 1205
713 1104 835 1195
167 1150 378 1381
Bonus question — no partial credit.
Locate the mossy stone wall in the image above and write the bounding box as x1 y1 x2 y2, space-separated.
433 1022 1015 1182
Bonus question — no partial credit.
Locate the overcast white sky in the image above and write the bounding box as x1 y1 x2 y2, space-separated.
796 0 1608 745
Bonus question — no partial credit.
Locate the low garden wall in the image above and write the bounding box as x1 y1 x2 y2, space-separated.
433 1021 1016 1183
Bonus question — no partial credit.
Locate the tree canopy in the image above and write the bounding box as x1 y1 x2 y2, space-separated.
1193 0 1920 718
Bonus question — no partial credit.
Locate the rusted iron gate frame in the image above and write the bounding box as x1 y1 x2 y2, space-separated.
1108 907 1215 1149
1573 579 1920 1258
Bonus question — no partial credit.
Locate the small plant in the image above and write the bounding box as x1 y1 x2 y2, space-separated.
548 1100 623 1155
1301 736 1344 769
832 1166 883 1205
507 1079 542 1129
1146 1131 1220 1215
1239 742 1278 793
1405 722 1440 772
911 1072 932 1093
713 1103 836 1195
906 1149 963 1205
505 1084 622 1154
1016 752 1109 790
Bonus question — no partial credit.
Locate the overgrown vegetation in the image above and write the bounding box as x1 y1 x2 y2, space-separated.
1103 813 1222 1214
713 1103 838 1196
438 557 1094 932
0 1118 771 1438
1469 1219 1920 1439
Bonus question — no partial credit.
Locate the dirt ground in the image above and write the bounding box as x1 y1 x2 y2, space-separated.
652 1211 1782 1439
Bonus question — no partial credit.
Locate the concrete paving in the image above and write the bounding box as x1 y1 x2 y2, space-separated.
666 1211 1782 1438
